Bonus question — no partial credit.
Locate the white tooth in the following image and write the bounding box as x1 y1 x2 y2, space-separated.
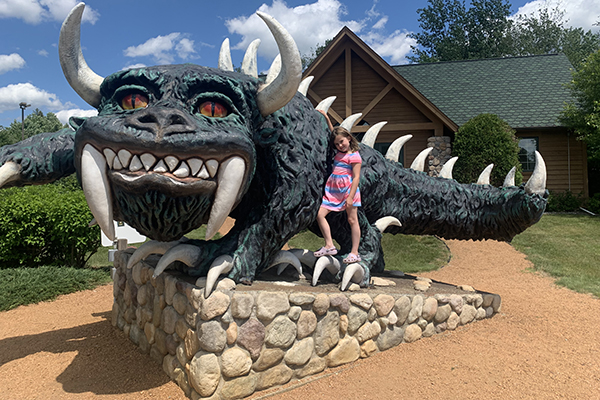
103 148 116 168
188 158 203 176
165 156 179 171
81 144 115 240
205 159 219 177
129 155 143 172
173 161 190 178
198 165 210 179
140 153 156 171
205 156 245 239
153 159 168 173
118 149 132 168
113 156 123 170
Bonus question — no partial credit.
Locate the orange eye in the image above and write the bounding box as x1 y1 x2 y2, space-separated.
121 93 149 110
199 101 228 118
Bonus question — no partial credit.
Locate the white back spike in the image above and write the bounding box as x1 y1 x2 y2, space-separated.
439 156 458 179
316 96 336 113
385 135 412 162
218 38 234 71
374 216 402 233
340 113 362 132
524 151 547 195
503 166 516 187
298 76 314 96
361 121 388 148
265 54 281 86
409 147 433 172
241 39 261 78
477 163 494 185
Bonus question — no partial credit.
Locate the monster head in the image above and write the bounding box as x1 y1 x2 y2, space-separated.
60 3 302 242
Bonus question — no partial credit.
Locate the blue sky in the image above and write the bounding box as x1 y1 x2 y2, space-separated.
0 0 599 127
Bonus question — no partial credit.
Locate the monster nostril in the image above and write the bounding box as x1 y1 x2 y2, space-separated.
137 113 159 124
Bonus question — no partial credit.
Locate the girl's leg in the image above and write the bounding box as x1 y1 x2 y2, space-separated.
316 207 335 249
346 206 361 255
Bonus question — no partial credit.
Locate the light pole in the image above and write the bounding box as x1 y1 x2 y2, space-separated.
19 102 31 141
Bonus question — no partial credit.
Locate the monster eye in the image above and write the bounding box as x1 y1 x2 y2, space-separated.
121 93 149 110
198 101 228 118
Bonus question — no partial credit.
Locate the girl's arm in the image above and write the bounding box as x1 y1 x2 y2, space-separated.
347 162 361 207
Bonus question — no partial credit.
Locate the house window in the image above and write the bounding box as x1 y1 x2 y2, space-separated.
518 137 538 172
373 142 404 165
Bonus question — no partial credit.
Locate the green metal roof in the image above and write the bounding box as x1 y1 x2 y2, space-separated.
393 54 574 129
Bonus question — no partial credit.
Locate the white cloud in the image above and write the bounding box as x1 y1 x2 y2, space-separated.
124 33 197 64
0 53 26 74
122 63 147 71
55 108 97 124
364 30 417 65
0 0 98 25
0 83 68 112
513 0 600 31
38 49 49 57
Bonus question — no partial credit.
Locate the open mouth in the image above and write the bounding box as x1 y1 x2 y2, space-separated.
79 143 248 241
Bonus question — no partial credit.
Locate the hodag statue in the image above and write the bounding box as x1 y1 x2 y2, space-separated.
0 3 548 296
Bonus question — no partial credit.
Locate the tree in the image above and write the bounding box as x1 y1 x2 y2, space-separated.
301 39 333 70
452 114 523 187
0 109 66 147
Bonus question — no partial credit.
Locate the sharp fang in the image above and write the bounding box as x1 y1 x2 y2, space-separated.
289 248 317 268
205 159 219 178
266 251 302 275
103 148 116 167
205 255 234 297
312 256 341 286
173 161 190 178
128 239 183 269
129 155 143 172
81 144 115 240
188 158 203 176
409 147 433 172
375 216 402 233
153 159 168 173
117 149 132 168
141 153 156 171
524 151 547 196
385 135 412 162
503 166 516 187
341 263 364 291
153 244 201 278
361 121 388 148
0 161 21 187
438 156 458 179
477 163 494 185
198 165 210 179
112 156 123 170
205 157 246 240
165 156 179 172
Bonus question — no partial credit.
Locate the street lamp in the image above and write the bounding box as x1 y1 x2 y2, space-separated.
19 102 31 141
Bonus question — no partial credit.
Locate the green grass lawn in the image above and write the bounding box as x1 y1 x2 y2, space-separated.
512 213 600 298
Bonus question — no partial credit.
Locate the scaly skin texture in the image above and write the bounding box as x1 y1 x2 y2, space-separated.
0 64 547 287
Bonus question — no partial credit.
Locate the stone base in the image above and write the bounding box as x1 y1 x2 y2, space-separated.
112 249 501 400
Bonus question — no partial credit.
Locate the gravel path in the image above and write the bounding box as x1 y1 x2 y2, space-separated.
1 239 599 399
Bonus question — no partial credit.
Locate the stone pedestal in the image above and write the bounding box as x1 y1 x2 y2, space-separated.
427 136 452 177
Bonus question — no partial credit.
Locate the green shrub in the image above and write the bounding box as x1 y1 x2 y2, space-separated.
584 193 600 214
546 190 585 212
0 184 100 268
453 114 523 187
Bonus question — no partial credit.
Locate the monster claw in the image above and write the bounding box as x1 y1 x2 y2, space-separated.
375 216 402 233
409 148 433 172
205 255 234 297
128 239 185 269
265 251 302 275
477 164 494 185
312 256 341 286
438 156 458 179
153 244 201 278
0 161 21 187
361 121 387 148
289 248 318 269
340 263 365 291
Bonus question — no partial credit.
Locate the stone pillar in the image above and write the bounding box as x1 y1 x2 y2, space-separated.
427 136 452 177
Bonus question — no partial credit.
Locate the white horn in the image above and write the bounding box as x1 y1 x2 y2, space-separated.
409 147 433 172
438 156 458 179
361 121 387 148
205 255 234 297
153 244 201 278
503 166 516 187
218 38 234 71
316 96 336 113
312 256 341 286
241 39 260 78
340 113 362 132
477 163 494 185
127 239 184 269
81 144 115 240
375 216 401 233
265 54 281 86
256 12 302 117
298 76 314 96
59 3 103 108
524 151 547 196
341 263 365 291
0 161 20 188
385 135 412 162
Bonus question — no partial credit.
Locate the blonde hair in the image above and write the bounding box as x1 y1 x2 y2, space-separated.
332 126 360 153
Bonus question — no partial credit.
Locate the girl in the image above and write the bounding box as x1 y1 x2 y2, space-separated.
314 126 362 264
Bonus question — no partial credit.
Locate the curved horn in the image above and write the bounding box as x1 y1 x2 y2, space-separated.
298 76 314 96
265 54 281 86
340 113 362 132
409 147 433 172
316 96 336 113
385 135 412 162
477 163 494 185
361 121 387 148
241 39 260 78
438 156 458 179
524 151 547 196
503 166 516 187
59 3 103 108
256 12 302 117
218 38 234 71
